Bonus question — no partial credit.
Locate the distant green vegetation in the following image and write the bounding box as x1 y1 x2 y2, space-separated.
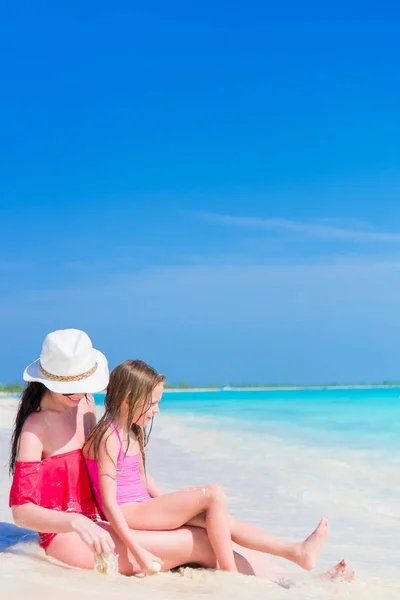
165 381 219 389
164 380 400 390
0 382 24 393
2 380 400 394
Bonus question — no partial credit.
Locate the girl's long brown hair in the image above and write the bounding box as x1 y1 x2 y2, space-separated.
9 382 46 475
84 360 165 471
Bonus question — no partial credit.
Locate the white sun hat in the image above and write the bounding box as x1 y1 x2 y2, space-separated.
23 329 109 394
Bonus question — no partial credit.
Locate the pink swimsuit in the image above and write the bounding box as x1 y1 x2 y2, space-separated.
85 423 150 512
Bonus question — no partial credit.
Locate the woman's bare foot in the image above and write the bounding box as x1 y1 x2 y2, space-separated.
320 559 357 583
343 567 357 583
292 517 329 571
320 559 348 581
274 560 355 589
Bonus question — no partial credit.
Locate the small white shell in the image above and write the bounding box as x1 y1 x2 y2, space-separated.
152 561 162 572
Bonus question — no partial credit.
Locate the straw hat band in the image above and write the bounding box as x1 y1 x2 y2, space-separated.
38 361 98 382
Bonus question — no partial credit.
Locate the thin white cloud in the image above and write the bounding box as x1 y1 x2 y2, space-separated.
314 218 373 229
200 213 400 243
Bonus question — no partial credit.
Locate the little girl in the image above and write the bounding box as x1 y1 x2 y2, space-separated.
84 360 329 576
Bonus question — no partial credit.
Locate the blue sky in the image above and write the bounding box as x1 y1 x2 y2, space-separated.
1 1 400 385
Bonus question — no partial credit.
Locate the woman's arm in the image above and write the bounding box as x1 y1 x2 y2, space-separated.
98 432 162 573
13 503 114 554
11 422 114 555
12 426 73 532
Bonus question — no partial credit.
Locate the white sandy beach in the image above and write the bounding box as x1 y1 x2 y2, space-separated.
1 396 399 599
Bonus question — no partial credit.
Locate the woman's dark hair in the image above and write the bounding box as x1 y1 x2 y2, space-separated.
9 382 46 475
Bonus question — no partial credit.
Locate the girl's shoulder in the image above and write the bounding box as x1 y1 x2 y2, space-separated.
102 423 122 451
85 421 121 460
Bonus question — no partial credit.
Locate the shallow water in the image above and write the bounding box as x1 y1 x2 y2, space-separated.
1 388 399 598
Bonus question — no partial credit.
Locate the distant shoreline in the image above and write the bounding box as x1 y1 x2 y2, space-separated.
2 382 400 400
164 383 400 392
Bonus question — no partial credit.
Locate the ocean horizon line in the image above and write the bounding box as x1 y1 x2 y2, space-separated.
2 381 400 400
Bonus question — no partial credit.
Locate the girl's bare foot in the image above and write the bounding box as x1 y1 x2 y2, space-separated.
293 517 329 571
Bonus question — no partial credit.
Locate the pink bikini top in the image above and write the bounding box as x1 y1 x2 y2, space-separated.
85 423 150 511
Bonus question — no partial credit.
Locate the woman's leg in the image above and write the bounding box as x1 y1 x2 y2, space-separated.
231 542 286 577
45 524 351 584
187 514 329 571
231 547 354 586
45 523 217 574
120 485 236 571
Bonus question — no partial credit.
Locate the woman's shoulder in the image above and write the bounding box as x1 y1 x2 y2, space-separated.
81 393 96 414
17 413 45 462
22 410 47 434
86 393 96 405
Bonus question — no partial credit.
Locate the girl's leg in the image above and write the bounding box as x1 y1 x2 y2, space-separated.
188 514 329 571
121 485 237 571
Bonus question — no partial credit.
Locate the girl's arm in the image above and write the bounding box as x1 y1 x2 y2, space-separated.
138 455 163 497
98 432 163 574
11 426 114 555
145 474 163 498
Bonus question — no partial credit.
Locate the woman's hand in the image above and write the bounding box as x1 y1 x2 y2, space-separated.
132 545 164 575
70 514 115 555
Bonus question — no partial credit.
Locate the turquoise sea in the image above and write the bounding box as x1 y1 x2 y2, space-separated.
95 386 400 453
2 388 399 599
